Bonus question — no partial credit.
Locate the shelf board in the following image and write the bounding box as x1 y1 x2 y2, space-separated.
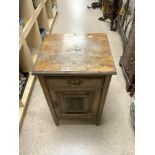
19 100 24 107
19 73 35 129
29 48 39 64
48 18 53 29
46 9 57 34
53 7 57 17
23 17 34 38
32 54 38 64
35 3 42 18
19 38 22 50
21 73 35 106
19 106 24 126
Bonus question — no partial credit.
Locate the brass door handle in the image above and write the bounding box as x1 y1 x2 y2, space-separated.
68 80 81 86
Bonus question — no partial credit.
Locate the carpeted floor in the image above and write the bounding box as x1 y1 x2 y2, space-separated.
19 0 135 154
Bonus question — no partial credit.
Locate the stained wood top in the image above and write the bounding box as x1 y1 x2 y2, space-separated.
33 33 116 76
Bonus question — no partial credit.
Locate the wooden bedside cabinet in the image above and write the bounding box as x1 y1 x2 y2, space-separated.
33 33 116 125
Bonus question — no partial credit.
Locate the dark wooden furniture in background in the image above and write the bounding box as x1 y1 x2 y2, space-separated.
117 0 135 95
100 0 122 31
33 33 116 125
117 0 135 47
119 18 135 96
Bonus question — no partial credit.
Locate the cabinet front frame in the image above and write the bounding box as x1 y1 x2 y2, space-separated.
38 75 112 125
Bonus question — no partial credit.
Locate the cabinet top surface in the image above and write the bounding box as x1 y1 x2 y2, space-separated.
33 33 116 76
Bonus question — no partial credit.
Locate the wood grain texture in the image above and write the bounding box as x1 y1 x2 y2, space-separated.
96 75 112 125
32 34 117 125
48 86 102 117
33 33 116 76
38 76 59 125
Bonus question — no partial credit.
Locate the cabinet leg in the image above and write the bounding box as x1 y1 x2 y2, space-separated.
119 56 123 66
96 123 100 126
96 119 100 126
129 87 135 96
55 119 59 126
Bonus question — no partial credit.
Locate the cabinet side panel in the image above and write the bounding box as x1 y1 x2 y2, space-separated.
38 76 59 125
96 75 112 125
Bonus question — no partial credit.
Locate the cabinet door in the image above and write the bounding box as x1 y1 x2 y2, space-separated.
59 92 92 113
48 87 101 118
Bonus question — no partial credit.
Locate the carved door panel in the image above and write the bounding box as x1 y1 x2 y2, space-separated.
48 87 102 117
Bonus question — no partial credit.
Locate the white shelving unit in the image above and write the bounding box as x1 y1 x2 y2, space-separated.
19 0 58 130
